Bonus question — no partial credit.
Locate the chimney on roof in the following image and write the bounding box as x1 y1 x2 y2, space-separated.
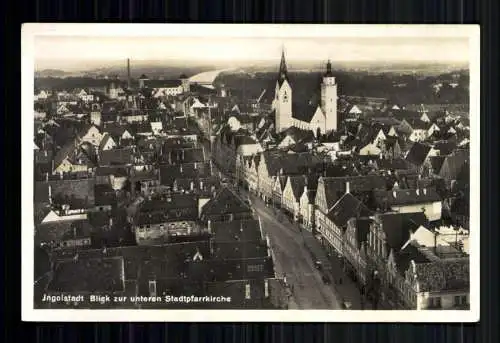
207 220 211 233
423 188 427 195
109 217 113 228
200 180 204 190
392 190 397 198
190 181 194 191
416 189 420 196
48 185 52 204
345 181 350 194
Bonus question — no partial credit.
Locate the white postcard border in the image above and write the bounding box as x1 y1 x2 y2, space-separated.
22 23 480 322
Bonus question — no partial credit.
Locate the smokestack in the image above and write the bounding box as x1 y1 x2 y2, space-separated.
127 58 131 89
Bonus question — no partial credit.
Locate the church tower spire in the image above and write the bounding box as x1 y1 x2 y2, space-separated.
278 46 288 83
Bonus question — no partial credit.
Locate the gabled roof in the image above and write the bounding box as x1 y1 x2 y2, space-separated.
201 187 252 217
439 149 469 180
98 133 114 151
375 212 429 251
211 219 262 243
394 243 431 276
287 176 307 201
327 193 373 228
292 103 321 123
414 258 469 292
373 187 441 208
405 142 431 166
428 156 446 173
99 148 134 166
48 256 124 293
36 218 94 244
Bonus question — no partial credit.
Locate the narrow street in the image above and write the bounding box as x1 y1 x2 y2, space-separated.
202 137 382 310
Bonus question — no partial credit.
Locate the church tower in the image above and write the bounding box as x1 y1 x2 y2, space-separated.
273 48 293 133
321 60 338 132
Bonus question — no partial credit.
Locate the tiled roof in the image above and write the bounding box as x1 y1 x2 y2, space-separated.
439 150 469 181
375 212 429 251
159 161 212 186
99 148 135 166
288 176 307 201
281 126 315 144
429 156 446 173
376 158 411 171
373 187 441 207
212 240 269 260
394 243 431 276
327 193 373 227
201 187 252 217
145 79 182 88
36 218 94 244
415 258 469 292
353 218 373 249
140 194 199 213
48 256 125 293
95 166 129 177
261 151 321 176
48 178 95 207
94 183 117 207
405 142 431 166
292 103 320 123
210 219 263 243
321 175 387 210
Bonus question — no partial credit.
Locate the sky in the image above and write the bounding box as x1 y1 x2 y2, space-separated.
34 35 470 71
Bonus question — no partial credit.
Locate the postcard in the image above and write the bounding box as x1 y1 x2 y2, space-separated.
22 23 479 322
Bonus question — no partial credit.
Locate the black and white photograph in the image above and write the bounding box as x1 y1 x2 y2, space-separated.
22 24 480 322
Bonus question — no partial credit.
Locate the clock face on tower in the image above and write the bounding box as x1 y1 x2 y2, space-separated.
283 91 288 102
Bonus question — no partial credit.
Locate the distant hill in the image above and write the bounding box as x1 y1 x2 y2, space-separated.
215 68 470 106
35 69 73 78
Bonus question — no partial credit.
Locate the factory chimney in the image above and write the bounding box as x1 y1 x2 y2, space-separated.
127 58 131 89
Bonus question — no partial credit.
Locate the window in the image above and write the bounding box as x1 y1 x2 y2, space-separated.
428 296 442 309
245 284 251 299
248 264 264 272
454 295 467 306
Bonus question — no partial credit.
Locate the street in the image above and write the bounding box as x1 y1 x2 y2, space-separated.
202 138 380 310
248 191 341 309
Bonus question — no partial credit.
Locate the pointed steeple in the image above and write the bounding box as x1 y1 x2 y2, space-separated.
325 59 333 77
278 46 288 85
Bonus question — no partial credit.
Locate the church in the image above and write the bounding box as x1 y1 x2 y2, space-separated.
271 49 338 137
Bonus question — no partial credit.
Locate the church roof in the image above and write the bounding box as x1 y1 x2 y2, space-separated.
277 48 289 87
292 102 321 123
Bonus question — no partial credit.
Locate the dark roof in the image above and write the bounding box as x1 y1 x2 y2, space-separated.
439 150 469 181
376 212 429 251
292 103 320 123
36 218 94 244
98 133 114 151
140 194 198 213
394 243 431 276
94 183 118 207
95 166 129 177
376 158 411 171
210 219 263 243
159 161 212 186
429 156 446 173
261 151 321 176
405 142 431 166
145 79 182 88
201 187 252 218
321 175 387 210
281 126 315 144
327 193 373 228
48 256 125 293
351 217 373 249
288 176 307 201
415 258 470 292
212 241 269 260
373 187 441 207
99 148 134 166
48 178 95 207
